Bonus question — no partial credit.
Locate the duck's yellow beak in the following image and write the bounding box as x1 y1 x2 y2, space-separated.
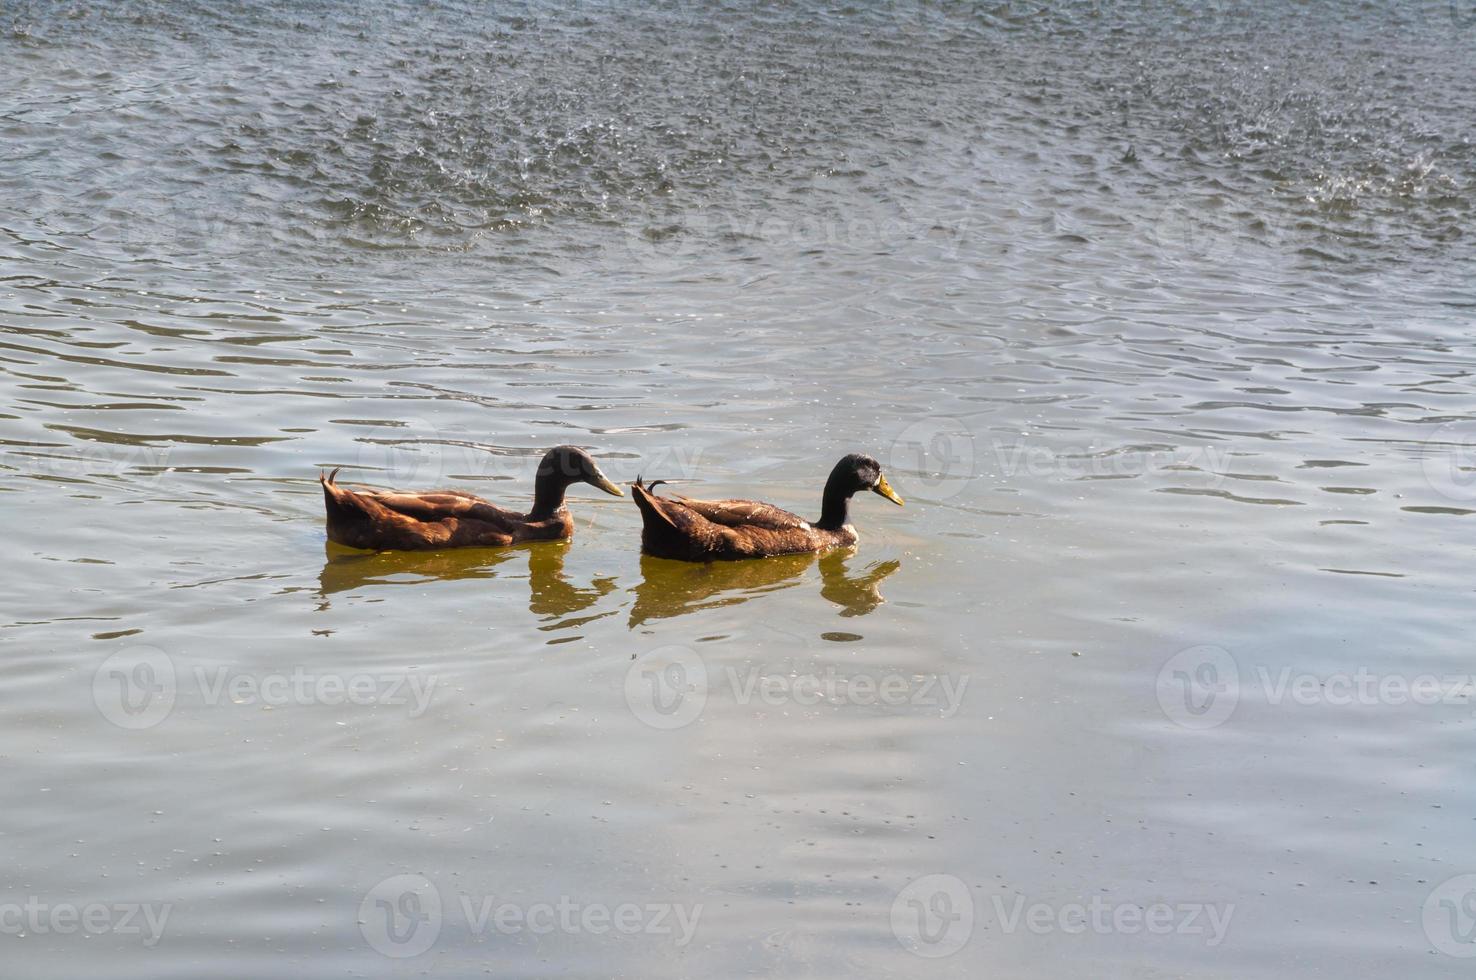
873 474 904 506
591 473 624 497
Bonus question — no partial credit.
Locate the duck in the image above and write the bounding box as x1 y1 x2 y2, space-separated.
320 445 623 551
631 453 903 562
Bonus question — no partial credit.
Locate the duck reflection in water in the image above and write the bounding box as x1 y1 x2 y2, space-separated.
627 549 900 627
316 542 513 601
819 550 901 617
524 541 617 624
317 541 615 624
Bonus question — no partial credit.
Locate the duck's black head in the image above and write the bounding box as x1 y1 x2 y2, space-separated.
829 453 905 503
817 453 903 529
531 446 623 517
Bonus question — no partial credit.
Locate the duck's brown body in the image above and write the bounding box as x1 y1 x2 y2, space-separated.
632 479 857 561
322 470 573 550
318 446 622 552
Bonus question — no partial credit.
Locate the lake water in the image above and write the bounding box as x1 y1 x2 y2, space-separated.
3 1 1476 976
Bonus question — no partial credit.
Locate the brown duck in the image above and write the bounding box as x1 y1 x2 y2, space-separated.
631 453 903 562
320 445 623 551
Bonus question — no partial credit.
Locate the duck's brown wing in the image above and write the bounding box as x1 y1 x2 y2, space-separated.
321 470 521 551
632 479 826 561
356 488 520 525
666 495 811 531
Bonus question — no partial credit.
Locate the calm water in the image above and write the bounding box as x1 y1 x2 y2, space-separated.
3 1 1476 976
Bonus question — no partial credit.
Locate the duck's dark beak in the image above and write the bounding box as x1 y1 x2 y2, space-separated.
589 470 624 496
872 474 904 506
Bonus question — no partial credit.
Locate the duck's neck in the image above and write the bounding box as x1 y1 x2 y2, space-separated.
815 472 853 531
529 474 570 521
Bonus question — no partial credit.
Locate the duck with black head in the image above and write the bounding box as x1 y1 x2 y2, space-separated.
631 453 904 562
320 445 623 551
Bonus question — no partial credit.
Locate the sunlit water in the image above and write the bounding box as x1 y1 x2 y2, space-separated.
3 1 1476 976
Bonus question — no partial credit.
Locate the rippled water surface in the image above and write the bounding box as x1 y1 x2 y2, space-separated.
4 1 1476 976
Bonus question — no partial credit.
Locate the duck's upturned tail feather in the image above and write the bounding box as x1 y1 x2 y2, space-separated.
320 468 393 533
632 475 679 531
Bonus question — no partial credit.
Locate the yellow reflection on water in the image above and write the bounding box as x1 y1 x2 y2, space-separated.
314 543 900 627
627 550 900 627
316 541 514 600
525 541 617 623
818 550 901 618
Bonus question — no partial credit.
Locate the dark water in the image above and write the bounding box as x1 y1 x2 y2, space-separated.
3 1 1476 977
